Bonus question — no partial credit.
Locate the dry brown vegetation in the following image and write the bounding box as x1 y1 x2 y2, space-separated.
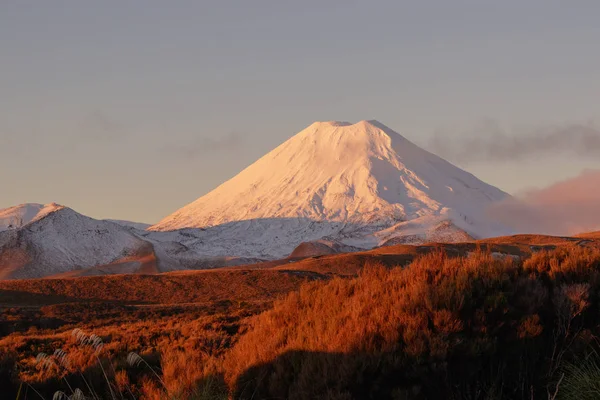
0 269 323 305
0 270 319 399
2 235 600 399
576 231 600 239
245 234 600 276
226 246 600 399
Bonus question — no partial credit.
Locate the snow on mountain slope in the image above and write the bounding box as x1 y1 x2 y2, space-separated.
0 204 153 233
0 120 514 276
153 120 508 229
0 203 64 232
149 120 512 257
106 219 152 231
0 205 250 279
0 205 153 279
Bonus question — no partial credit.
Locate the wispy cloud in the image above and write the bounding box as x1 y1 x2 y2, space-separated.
76 111 124 141
488 169 600 235
165 132 244 159
428 120 600 164
54 111 127 153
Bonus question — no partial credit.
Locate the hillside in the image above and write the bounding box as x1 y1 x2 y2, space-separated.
246 233 600 276
2 238 600 399
225 245 600 399
0 269 320 306
0 203 63 232
2 232 596 290
0 205 258 279
0 206 156 279
577 230 600 239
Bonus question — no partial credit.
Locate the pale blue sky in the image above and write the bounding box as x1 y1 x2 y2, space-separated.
1 1 600 223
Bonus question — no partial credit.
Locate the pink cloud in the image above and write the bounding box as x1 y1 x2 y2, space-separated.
488 169 600 236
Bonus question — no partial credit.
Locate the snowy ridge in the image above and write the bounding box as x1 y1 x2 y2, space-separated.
0 205 258 279
0 203 64 232
0 205 146 279
106 219 152 231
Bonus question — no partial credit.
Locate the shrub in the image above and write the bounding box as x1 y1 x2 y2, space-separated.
559 353 600 400
225 248 600 399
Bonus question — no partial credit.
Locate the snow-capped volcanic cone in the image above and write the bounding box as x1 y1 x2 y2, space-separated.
151 120 511 254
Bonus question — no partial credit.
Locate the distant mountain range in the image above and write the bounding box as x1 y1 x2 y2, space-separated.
0 204 260 279
0 120 513 279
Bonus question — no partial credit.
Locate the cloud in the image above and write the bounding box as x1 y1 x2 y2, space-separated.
487 169 600 236
77 111 124 141
428 120 600 164
165 132 244 159
56 112 126 153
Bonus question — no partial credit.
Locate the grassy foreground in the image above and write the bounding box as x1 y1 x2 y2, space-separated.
2 244 600 399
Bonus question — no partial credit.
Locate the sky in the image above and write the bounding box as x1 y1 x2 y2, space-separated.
1 1 600 223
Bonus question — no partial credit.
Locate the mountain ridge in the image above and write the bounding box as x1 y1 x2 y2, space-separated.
0 205 260 279
0 120 515 277
0 203 65 232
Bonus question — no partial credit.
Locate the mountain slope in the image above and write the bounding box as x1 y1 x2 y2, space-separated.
0 205 254 279
153 120 508 230
0 203 64 232
0 204 152 232
0 205 157 279
106 219 152 230
150 121 511 256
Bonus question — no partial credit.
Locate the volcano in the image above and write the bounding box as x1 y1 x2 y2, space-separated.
150 120 510 257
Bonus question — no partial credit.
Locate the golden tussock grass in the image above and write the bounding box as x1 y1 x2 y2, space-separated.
2 240 600 399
